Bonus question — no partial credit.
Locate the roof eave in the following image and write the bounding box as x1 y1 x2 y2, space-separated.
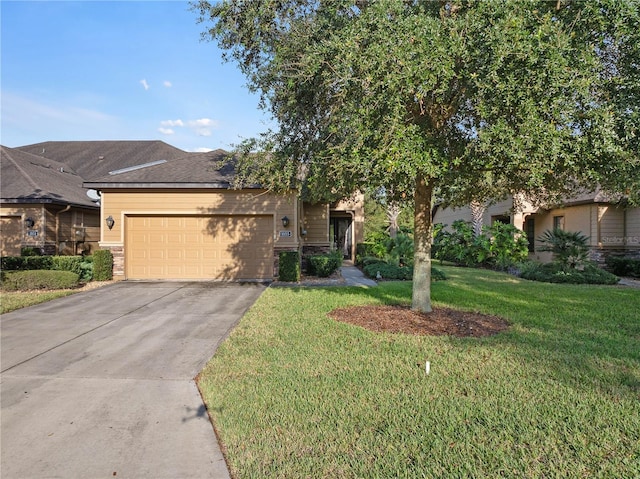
1 197 99 209
82 181 243 189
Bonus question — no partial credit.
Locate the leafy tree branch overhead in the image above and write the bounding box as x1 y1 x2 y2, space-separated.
193 0 639 312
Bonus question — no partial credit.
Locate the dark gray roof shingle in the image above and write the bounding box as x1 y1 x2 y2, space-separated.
17 140 188 181
83 149 245 188
1 146 98 207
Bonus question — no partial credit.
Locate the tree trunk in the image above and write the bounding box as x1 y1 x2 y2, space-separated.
387 202 401 239
412 174 433 313
470 200 485 237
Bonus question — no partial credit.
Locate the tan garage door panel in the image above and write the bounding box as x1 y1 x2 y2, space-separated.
126 215 273 280
1 217 22 256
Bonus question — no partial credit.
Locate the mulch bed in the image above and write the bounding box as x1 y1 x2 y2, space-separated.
329 305 510 337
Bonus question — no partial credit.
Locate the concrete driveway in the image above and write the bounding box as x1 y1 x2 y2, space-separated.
1 281 266 478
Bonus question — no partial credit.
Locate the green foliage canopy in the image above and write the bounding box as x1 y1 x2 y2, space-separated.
194 0 640 311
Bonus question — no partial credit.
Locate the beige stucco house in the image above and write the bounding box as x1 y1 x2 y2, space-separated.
84 149 363 281
434 190 640 264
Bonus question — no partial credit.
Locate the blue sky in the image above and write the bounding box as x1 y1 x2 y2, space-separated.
1 0 271 152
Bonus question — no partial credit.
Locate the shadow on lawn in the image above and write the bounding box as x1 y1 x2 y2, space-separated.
282 273 640 396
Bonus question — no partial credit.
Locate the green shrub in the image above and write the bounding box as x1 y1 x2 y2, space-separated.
93 249 113 281
606 256 640 278
363 262 412 280
279 251 301 282
1 270 80 291
21 247 42 256
433 221 528 270
51 255 83 275
519 261 619 285
356 243 378 265
431 266 447 281
362 231 390 259
362 261 446 281
307 251 343 277
0 256 53 271
386 233 414 267
487 222 530 270
538 229 590 269
361 256 386 267
79 258 94 282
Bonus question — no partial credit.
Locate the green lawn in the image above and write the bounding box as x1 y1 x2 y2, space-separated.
198 266 640 479
0 289 78 314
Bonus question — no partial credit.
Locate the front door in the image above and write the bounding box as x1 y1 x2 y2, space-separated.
330 216 353 260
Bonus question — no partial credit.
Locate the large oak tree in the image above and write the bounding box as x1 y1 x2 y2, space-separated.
194 0 639 312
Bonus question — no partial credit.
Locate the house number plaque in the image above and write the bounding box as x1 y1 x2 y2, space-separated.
279 231 292 237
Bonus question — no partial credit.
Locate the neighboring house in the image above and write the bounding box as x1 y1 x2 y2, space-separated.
0 146 100 256
83 149 363 281
434 190 640 264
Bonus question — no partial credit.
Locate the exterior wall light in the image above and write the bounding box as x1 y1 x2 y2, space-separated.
106 215 115 230
281 216 290 228
25 217 35 228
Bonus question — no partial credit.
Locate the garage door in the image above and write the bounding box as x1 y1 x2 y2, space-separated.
1 217 22 256
126 215 273 280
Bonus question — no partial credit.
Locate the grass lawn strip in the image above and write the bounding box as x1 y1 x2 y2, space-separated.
198 266 640 478
0 281 112 314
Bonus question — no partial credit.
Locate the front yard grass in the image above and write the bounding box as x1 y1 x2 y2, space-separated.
0 290 77 314
198 266 640 479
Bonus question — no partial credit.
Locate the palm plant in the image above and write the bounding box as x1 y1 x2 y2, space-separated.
537 228 590 269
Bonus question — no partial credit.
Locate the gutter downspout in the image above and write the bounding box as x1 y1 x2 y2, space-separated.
56 205 72 254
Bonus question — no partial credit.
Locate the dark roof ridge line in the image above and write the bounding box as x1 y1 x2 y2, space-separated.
1 146 39 191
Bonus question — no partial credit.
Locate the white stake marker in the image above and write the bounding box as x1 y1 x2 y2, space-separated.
425 360 431 375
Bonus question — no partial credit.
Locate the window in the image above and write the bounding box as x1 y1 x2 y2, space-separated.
491 215 510 225
553 215 565 231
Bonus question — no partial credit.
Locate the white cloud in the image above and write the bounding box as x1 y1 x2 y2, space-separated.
160 119 184 127
193 147 214 153
187 118 218 128
140 79 150 90
187 118 220 137
156 117 220 139
163 81 172 88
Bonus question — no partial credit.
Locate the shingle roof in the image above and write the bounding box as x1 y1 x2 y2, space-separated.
83 149 248 188
1 146 98 207
17 140 187 181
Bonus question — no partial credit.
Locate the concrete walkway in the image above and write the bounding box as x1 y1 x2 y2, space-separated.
270 263 378 287
340 264 378 287
1 282 265 479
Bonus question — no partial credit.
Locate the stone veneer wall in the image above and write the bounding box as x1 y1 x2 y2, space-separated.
107 246 125 278
590 246 640 267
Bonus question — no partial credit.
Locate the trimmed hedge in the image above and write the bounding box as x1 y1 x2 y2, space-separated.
1 270 80 291
519 261 619 285
307 251 342 277
362 260 447 281
364 261 412 280
279 251 301 282
93 250 113 281
1 256 53 271
606 256 640 278
51 256 83 275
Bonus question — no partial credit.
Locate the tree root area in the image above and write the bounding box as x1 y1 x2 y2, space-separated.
329 305 509 337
